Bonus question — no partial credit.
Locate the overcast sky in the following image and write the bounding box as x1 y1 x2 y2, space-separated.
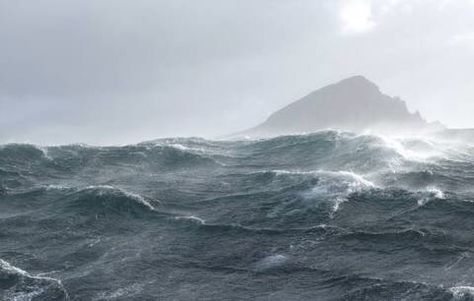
1 0 474 145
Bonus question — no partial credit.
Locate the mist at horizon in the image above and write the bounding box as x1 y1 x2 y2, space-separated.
2 0 474 145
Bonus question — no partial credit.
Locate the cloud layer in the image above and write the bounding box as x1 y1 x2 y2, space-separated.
1 0 474 144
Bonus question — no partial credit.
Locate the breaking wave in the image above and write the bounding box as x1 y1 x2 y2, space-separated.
2 130 474 300
0 259 68 301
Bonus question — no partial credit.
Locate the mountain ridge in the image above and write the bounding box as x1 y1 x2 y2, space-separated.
239 75 443 137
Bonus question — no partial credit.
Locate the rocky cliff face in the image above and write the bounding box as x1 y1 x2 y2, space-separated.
242 76 441 136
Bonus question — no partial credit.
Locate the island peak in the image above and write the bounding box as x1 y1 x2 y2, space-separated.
240 76 443 137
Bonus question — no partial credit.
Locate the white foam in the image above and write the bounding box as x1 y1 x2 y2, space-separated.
417 187 445 206
330 197 347 219
45 184 72 191
379 136 438 162
255 255 288 271
0 258 28 276
287 169 377 218
272 169 314 176
84 185 156 210
175 215 206 225
335 170 376 188
169 143 191 151
417 198 429 207
85 184 116 190
0 258 69 300
158 141 208 154
449 286 474 298
120 190 156 210
272 169 376 188
427 187 445 199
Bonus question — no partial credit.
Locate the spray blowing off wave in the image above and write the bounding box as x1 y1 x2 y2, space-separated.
2 130 474 300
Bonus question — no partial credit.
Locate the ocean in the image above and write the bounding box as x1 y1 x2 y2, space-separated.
1 130 474 300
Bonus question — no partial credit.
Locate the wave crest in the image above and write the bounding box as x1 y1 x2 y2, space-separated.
0 258 68 300
63 186 158 217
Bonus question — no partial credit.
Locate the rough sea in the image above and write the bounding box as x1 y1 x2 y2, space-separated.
2 130 474 300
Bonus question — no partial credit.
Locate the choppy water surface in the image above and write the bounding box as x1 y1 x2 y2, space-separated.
2 131 474 300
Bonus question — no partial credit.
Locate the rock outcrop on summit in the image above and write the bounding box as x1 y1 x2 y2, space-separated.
241 76 443 137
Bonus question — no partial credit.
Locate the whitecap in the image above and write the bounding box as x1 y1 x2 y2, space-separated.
120 190 156 210
153 141 208 154
0 258 69 300
175 215 206 225
271 169 313 176
300 170 376 217
379 135 437 162
417 187 445 206
427 187 445 199
449 286 474 298
330 197 347 219
272 169 376 188
335 170 376 188
0 258 28 276
417 198 429 207
44 184 72 191
255 254 288 271
83 185 156 210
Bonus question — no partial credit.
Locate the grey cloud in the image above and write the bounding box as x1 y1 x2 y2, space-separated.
1 0 474 144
